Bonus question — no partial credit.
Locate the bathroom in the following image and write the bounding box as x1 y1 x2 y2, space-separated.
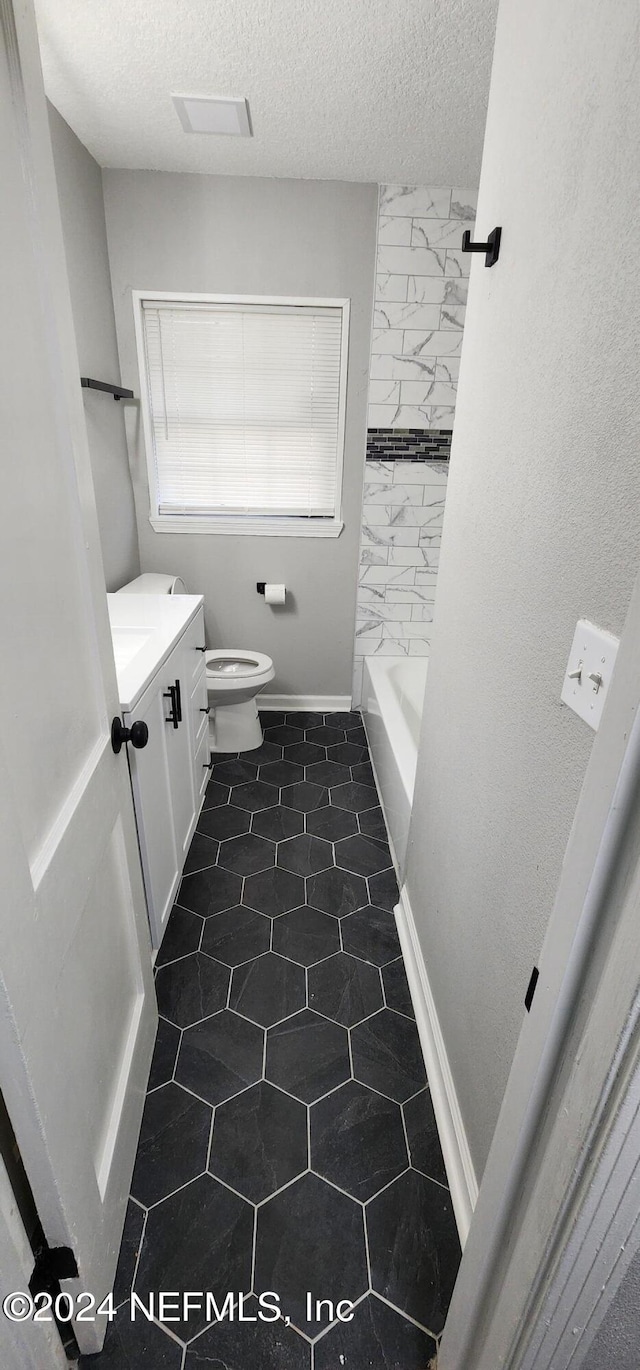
2 1 640 1368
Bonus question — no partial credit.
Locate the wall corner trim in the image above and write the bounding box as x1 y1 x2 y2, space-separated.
394 884 478 1245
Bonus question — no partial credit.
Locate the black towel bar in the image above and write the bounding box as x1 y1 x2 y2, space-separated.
80 377 134 401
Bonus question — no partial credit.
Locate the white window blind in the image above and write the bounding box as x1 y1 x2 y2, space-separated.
139 299 347 522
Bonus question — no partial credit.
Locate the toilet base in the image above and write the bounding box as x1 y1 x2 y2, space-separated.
209 698 263 753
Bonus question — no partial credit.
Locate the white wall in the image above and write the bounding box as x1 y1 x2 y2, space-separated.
48 104 139 591
405 0 640 1178
102 171 377 698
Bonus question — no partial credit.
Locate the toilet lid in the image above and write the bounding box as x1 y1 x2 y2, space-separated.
205 649 273 678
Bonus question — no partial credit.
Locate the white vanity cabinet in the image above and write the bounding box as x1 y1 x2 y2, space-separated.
108 595 210 949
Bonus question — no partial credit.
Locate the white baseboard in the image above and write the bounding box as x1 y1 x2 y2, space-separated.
395 883 478 1247
260 694 352 712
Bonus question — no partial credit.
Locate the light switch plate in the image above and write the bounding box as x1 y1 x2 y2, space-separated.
561 619 619 731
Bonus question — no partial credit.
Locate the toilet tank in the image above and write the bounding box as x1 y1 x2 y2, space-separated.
117 573 187 594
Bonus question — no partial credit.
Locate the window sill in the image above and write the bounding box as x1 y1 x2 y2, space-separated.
149 515 344 538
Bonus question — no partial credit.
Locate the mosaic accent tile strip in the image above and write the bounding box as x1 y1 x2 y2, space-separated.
367 427 452 462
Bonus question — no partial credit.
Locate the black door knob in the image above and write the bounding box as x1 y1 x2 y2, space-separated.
111 717 149 754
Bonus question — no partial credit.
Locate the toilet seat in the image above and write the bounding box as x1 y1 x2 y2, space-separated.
205 649 274 690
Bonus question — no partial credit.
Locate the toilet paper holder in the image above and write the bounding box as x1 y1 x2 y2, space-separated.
257 582 286 604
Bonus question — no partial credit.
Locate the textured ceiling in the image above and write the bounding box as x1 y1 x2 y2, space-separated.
34 0 498 182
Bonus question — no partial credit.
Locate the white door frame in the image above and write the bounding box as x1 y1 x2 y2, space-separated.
439 560 640 1368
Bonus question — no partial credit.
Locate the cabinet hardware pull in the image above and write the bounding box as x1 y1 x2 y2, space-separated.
196 646 206 653
174 678 182 722
163 686 179 729
200 706 211 714
203 758 214 769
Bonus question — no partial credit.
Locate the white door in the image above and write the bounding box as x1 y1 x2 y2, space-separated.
0 0 156 1356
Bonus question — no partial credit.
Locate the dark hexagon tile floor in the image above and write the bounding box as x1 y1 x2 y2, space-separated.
272 905 341 966
310 1079 408 1201
135 1173 253 1340
147 1017 180 1091
254 1172 368 1337
342 905 402 966
403 1088 449 1188
335 832 394 877
266 1008 350 1102
182 831 219 877
79 1305 182 1369
175 1010 264 1104
131 1082 211 1208
90 711 460 1367
367 1168 461 1335
351 1008 427 1102
230 952 306 1026
243 866 304 916
155 951 230 1028
382 956 415 1017
200 904 270 966
155 905 203 967
305 803 359 841
307 865 368 917
277 833 333 876
209 1081 307 1202
314 1292 436 1369
308 951 383 1026
196 802 250 842
185 1294 311 1369
179 865 243 917
251 803 304 841
218 831 276 875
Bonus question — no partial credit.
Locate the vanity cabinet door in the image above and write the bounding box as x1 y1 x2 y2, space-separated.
125 607 209 949
163 644 196 864
126 676 181 947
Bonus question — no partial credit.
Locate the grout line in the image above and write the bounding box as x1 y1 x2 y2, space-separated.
206 1104 216 1170
254 1168 311 1210
371 1289 440 1341
250 1202 258 1294
399 1097 413 1169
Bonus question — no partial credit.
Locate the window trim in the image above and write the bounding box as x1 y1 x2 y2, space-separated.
132 290 350 537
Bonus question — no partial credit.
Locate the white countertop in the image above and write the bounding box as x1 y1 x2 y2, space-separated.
107 593 204 710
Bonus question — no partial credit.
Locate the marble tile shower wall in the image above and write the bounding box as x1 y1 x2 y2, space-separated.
352 460 449 702
369 183 477 430
351 184 476 702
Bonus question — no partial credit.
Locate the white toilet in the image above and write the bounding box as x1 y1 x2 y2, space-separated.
116 573 275 753
117 571 188 595
205 650 275 752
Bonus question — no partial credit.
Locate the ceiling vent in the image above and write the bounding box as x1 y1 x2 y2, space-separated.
172 95 252 137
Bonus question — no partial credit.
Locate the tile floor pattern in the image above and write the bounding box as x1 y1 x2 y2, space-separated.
80 711 460 1369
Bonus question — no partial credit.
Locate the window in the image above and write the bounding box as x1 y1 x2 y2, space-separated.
134 292 349 536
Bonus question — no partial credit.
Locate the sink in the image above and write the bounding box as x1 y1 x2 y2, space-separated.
110 627 153 672
107 593 203 711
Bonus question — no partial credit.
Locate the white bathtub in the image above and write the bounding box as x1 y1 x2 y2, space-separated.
361 656 428 874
